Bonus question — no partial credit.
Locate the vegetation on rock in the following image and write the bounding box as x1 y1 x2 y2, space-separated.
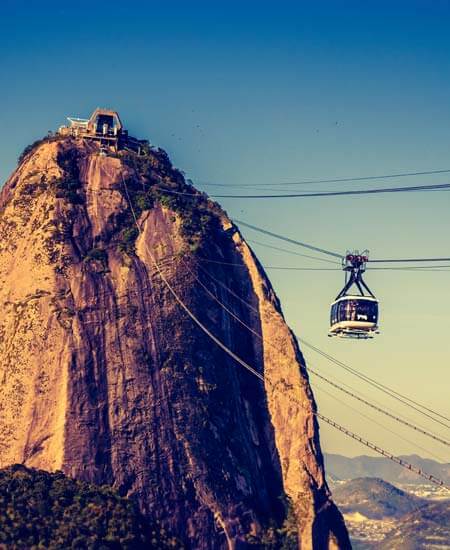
246 497 299 548
17 134 62 165
53 148 84 205
0 464 179 549
83 248 108 264
21 137 227 260
115 148 226 255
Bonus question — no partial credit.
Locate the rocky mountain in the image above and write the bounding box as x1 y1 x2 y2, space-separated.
325 453 450 485
0 133 350 548
332 477 424 519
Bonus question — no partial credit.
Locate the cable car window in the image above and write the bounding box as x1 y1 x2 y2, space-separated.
331 303 338 324
356 301 378 322
336 299 378 323
338 300 354 321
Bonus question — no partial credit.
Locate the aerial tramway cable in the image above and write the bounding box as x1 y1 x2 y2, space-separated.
159 182 450 199
195 260 450 426
244 241 450 270
231 220 342 259
246 239 340 265
211 182 450 198
80 260 449 432
311 381 447 463
244 241 450 269
268 266 450 271
186 261 450 449
307 370 449 447
306 363 446 450
233 219 450 264
74 275 448 455
120 175 448 488
198 258 340 270
198 258 450 272
200 168 450 188
299 339 450 427
86 186 450 263
370 257 450 263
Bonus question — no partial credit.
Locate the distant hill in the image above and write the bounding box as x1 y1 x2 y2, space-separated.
325 453 450 485
330 476 450 550
332 477 424 519
380 500 450 549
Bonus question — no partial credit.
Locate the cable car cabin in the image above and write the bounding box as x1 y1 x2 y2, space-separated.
329 251 380 339
329 295 379 339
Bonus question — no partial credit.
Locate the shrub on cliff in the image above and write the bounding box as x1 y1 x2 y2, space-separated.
17 134 62 165
0 464 178 549
116 149 225 255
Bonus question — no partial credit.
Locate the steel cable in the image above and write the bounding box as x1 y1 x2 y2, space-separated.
120 174 448 487
187 262 449 449
196 260 450 426
200 168 450 188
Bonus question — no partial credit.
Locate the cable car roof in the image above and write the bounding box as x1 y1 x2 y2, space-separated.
331 295 379 305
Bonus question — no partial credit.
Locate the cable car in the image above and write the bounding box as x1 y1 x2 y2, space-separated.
329 251 379 339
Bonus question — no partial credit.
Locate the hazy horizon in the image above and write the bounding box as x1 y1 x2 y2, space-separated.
324 452 449 463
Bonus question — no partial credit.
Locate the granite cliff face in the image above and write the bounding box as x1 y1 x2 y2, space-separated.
0 136 350 548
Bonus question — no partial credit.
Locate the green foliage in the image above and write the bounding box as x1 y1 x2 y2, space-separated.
0 464 179 549
54 148 83 204
57 148 81 181
135 192 154 211
17 134 62 165
156 192 179 210
122 226 139 243
117 225 139 255
278 496 299 549
151 187 221 251
84 248 108 264
245 496 298 549
121 146 175 181
54 178 83 204
114 146 225 255
18 140 45 165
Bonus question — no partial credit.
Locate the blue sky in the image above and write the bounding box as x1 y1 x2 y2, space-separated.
1 0 449 461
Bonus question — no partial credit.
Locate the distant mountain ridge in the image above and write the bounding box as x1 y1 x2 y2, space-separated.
332 476 450 549
325 453 450 485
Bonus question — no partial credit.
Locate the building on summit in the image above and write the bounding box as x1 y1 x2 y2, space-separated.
58 108 146 153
